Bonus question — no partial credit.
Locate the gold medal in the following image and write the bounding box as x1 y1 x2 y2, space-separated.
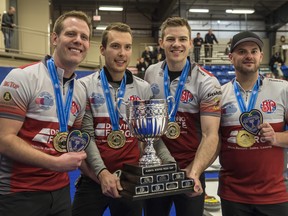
53 132 68 152
107 130 126 149
166 122 181 139
236 130 255 148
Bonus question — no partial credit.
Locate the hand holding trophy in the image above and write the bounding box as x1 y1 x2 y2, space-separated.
117 97 194 200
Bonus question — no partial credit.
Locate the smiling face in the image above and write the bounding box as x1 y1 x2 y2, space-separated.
100 30 132 80
52 17 90 74
229 41 263 77
159 25 192 70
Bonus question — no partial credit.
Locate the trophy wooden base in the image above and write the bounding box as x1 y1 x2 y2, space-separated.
119 163 194 201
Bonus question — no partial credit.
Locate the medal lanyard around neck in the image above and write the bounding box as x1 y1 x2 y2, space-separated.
233 76 260 112
100 69 127 131
47 58 74 133
164 59 190 122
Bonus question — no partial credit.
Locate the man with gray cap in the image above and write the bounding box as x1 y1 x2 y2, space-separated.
218 31 288 216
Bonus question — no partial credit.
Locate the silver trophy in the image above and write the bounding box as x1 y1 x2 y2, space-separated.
118 98 172 166
117 97 194 200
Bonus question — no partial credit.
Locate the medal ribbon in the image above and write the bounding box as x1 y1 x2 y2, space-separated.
100 69 127 131
164 59 190 122
233 76 260 113
47 58 74 132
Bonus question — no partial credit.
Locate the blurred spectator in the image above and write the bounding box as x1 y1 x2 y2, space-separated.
152 44 165 63
269 52 284 78
225 38 232 55
1 6 16 52
142 46 153 66
193 32 204 63
273 62 284 79
204 29 218 62
136 57 147 79
280 35 287 64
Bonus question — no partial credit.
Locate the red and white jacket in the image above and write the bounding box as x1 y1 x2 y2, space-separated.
0 56 86 194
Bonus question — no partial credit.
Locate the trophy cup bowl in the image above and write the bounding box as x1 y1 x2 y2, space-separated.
124 99 169 166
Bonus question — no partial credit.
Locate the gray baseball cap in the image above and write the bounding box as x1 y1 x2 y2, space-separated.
230 31 263 53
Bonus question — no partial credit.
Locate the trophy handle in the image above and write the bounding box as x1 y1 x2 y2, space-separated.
116 97 128 121
167 95 176 119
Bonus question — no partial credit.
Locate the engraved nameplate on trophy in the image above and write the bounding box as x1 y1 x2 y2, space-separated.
122 163 177 176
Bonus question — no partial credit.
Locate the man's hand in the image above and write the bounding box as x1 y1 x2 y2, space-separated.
98 169 123 198
258 123 277 146
53 151 87 172
183 166 203 197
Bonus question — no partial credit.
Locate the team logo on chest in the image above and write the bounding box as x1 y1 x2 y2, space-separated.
129 95 141 101
151 83 160 96
71 101 80 116
180 90 193 103
35 91 54 110
90 92 105 108
222 102 237 117
260 99 276 114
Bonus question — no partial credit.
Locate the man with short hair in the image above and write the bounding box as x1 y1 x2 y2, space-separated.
0 10 91 216
219 31 288 216
72 22 174 216
144 16 222 216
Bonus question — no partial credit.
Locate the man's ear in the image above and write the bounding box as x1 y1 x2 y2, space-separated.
159 38 163 49
100 45 105 56
51 32 58 46
228 53 233 62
